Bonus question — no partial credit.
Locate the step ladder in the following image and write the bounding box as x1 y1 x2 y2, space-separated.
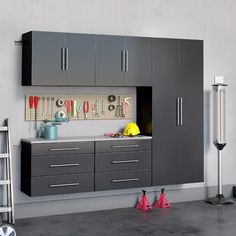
0 118 14 224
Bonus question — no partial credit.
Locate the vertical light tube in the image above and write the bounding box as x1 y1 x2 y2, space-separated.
213 84 227 147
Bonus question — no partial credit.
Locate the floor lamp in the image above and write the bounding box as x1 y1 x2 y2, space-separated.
207 76 234 205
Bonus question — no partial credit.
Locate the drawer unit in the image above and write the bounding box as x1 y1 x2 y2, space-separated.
30 173 94 196
32 154 94 176
95 139 151 153
21 141 95 196
31 141 94 156
95 169 151 191
95 151 151 172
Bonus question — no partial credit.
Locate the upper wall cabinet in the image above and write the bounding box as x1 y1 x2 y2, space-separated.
124 37 151 86
95 35 125 86
22 31 95 86
22 31 151 87
95 36 151 86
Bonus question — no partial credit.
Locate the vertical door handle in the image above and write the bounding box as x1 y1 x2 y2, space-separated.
125 50 128 72
176 98 180 126
180 97 183 125
65 48 69 71
61 48 65 71
121 50 125 71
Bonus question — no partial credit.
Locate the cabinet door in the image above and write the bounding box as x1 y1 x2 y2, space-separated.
64 34 95 86
32 32 64 85
95 35 125 86
152 39 180 186
179 40 204 183
125 37 151 86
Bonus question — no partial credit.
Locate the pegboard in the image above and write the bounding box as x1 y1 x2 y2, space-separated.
25 94 133 121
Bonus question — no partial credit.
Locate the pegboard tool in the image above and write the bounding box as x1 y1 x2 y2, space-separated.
34 96 39 130
29 96 34 132
83 101 89 119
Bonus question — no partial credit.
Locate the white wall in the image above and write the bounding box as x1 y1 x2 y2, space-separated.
1 0 236 217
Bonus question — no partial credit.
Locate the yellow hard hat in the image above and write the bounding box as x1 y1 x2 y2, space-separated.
123 122 140 136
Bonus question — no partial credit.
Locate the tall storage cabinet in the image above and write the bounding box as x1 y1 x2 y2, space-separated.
152 38 203 186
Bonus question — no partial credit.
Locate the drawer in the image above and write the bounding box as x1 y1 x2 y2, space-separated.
95 151 151 172
31 141 94 156
30 173 94 196
95 169 151 191
31 154 94 176
95 139 151 153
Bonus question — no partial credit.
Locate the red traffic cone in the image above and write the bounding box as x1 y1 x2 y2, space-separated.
136 190 152 212
155 188 171 208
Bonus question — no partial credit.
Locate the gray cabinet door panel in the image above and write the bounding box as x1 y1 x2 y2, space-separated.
152 39 180 185
32 32 64 85
179 40 204 183
31 141 94 156
95 35 124 86
64 34 95 86
31 173 94 196
95 169 151 191
125 37 151 86
31 154 94 176
95 140 151 153
95 151 151 172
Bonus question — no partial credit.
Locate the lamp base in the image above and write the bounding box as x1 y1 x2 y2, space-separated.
207 194 235 205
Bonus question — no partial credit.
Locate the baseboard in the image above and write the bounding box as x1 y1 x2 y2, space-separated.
15 184 234 219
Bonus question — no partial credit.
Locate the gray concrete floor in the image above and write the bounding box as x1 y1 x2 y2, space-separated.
15 201 236 236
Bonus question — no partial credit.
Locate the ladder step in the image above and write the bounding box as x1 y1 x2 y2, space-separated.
0 180 10 185
0 207 12 213
0 126 8 131
0 153 9 159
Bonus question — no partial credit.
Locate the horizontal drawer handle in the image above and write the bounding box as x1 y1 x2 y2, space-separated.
49 182 80 188
111 144 139 149
111 160 139 164
49 147 79 151
49 163 80 168
111 178 139 183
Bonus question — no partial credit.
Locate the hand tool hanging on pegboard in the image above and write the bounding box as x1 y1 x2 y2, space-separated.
34 96 39 130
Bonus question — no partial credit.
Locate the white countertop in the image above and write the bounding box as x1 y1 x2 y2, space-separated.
21 135 152 144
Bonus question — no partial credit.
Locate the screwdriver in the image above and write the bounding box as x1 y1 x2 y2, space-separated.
83 101 89 119
34 96 39 131
29 96 34 132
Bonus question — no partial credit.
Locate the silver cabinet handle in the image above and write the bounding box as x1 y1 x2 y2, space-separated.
49 147 79 151
121 50 125 71
176 98 180 126
125 50 128 72
61 48 65 71
180 97 183 126
65 48 69 71
111 178 139 183
49 163 79 168
111 144 139 149
49 183 79 188
111 160 139 164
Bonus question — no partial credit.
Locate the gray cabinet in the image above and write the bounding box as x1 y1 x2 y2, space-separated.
95 139 152 191
22 31 64 86
152 39 180 185
22 31 96 86
22 31 152 87
95 36 151 86
21 138 152 196
152 38 203 186
95 35 125 86
64 33 95 86
124 37 151 86
179 40 203 183
21 141 95 196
